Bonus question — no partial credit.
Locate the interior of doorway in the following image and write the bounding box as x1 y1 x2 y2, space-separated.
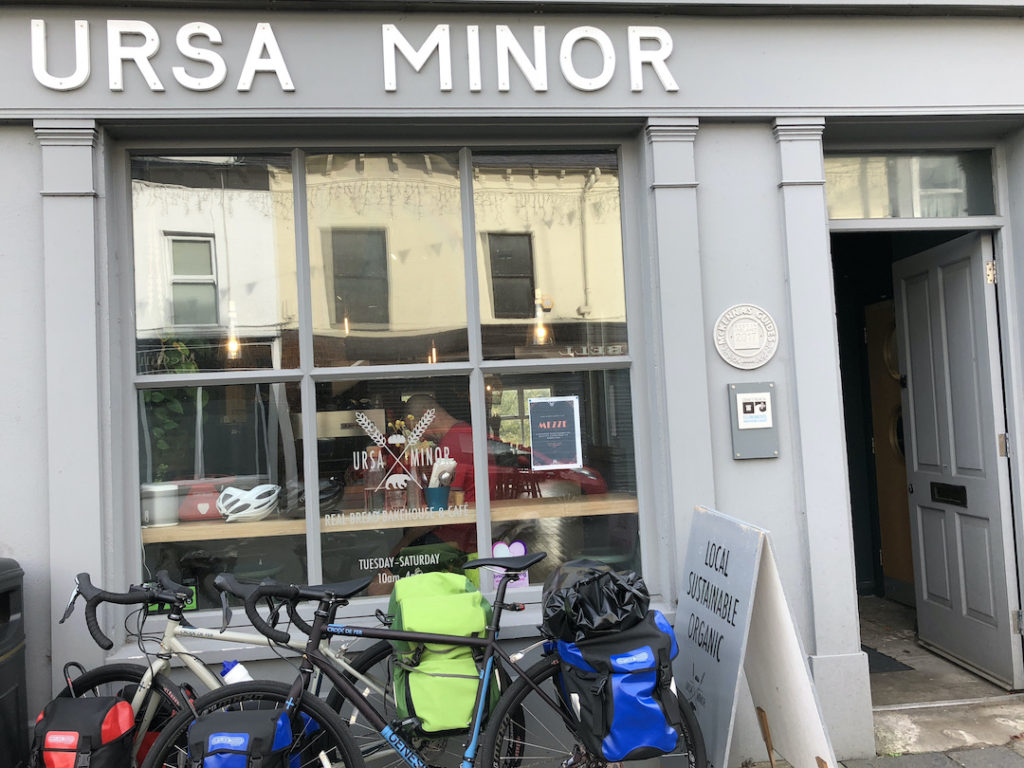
832 229 1010 706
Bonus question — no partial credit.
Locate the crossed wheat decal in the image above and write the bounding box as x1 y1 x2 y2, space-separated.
357 409 436 491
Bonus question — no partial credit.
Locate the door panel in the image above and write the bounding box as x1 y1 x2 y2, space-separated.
920 506 950 604
905 273 942 471
893 232 1021 687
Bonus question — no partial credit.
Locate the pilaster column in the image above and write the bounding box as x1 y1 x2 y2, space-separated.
35 119 106 684
645 118 716 572
774 117 873 758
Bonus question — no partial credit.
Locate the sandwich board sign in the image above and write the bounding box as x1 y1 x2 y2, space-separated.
675 506 836 768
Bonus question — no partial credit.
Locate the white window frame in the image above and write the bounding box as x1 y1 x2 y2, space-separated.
167 233 219 328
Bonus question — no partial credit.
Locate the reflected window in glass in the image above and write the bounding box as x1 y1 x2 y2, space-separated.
473 153 628 361
824 151 995 220
132 155 296 373
306 153 468 367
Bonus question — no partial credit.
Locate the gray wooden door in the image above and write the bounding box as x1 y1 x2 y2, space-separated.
892 232 1022 688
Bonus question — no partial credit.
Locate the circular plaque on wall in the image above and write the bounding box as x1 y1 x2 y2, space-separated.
713 303 779 370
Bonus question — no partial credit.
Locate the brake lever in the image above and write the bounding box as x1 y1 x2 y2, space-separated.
59 584 81 624
220 591 233 633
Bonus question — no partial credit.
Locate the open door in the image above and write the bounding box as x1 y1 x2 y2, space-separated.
893 231 1022 688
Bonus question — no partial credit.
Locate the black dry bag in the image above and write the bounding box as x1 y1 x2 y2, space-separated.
541 559 649 642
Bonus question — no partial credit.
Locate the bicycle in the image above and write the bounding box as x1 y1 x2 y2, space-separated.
58 571 393 764
141 552 707 768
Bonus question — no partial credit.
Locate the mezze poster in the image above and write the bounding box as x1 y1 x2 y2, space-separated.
528 396 583 470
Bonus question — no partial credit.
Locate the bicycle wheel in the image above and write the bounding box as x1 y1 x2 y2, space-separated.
140 680 363 768
479 655 708 768
57 662 187 763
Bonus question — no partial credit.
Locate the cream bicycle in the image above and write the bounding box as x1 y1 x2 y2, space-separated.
56 571 390 764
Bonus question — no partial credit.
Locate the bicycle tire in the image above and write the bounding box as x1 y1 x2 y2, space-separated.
140 680 364 768
57 662 188 763
479 655 708 768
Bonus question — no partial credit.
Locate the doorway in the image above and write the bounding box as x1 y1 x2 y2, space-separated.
832 229 1021 704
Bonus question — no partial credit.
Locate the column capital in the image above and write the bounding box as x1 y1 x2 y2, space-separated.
645 117 699 145
773 117 825 143
34 119 97 147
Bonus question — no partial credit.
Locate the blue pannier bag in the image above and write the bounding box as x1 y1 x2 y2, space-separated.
556 610 684 762
187 708 292 768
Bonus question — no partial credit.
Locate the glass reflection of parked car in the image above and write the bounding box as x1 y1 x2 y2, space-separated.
486 439 606 499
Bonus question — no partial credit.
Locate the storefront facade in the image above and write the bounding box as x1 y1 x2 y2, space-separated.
10 2 1024 762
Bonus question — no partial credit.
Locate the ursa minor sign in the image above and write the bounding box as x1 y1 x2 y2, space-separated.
28 19 680 95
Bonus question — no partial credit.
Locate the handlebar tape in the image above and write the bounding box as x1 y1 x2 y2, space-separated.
244 583 297 645
76 573 154 651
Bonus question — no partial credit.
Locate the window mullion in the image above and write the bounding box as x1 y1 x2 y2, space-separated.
292 148 323 585
460 147 492 576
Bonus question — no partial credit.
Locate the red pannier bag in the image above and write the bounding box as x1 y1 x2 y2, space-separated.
31 696 134 768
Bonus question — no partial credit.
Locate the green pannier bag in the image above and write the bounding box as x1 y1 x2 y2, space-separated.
387 572 498 735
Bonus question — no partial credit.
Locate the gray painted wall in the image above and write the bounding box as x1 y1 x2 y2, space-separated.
0 125 52 720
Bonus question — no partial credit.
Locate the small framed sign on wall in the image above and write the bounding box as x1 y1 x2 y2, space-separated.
528 395 583 470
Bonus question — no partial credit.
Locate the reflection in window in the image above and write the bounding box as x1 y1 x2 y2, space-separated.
133 148 639 601
132 155 296 373
486 233 536 319
170 237 218 325
824 151 995 219
332 229 389 325
307 153 468 367
139 382 304 609
473 153 628 360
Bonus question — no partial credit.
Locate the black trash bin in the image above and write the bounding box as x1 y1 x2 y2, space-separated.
0 559 28 768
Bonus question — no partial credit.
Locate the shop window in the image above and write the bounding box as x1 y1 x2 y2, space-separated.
824 151 995 219
486 233 535 319
132 148 639 605
170 237 218 326
332 229 390 326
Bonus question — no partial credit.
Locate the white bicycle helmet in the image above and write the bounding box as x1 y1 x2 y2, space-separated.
216 485 281 523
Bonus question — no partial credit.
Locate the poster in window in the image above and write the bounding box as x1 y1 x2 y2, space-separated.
529 396 583 470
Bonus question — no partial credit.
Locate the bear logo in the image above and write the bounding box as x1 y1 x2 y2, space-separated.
384 474 409 490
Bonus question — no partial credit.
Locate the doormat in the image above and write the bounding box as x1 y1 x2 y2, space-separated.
862 644 913 673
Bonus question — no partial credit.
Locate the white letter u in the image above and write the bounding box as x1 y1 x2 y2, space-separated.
32 19 91 91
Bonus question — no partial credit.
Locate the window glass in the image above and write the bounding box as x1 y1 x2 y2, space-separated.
171 239 214 276
486 370 638 587
172 283 217 325
488 233 535 319
306 153 468 367
139 382 304 609
824 151 995 219
133 148 640 604
132 156 296 373
473 153 628 360
316 376 477 595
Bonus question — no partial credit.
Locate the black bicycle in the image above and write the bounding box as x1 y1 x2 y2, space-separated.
141 552 707 768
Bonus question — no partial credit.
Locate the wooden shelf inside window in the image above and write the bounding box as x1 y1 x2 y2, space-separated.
139 493 639 544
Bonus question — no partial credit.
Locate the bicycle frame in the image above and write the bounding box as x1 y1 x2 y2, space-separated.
280 569 571 768
122 607 379 754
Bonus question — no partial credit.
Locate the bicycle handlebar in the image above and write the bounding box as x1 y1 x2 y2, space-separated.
215 573 315 638
75 573 181 651
244 583 299 645
243 577 372 645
